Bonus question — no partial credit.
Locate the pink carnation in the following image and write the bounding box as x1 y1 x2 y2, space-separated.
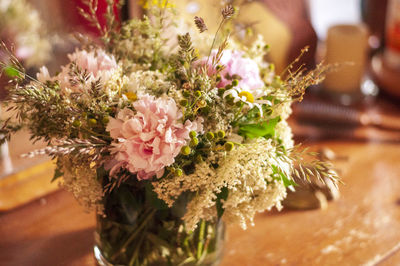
200 49 264 97
37 48 117 93
106 94 203 180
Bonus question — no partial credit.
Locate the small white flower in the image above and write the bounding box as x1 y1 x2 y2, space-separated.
223 88 271 117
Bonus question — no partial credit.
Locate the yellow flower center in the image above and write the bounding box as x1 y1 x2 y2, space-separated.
124 92 137 101
238 91 254 103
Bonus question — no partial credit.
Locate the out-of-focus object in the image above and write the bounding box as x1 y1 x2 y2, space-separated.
292 121 400 143
309 0 361 40
261 0 318 71
323 24 369 104
0 106 13 176
173 0 317 73
0 0 51 99
370 0 400 99
293 99 400 131
370 54 400 98
291 95 400 143
384 0 400 69
237 1 293 72
361 0 388 50
34 0 121 35
0 141 13 176
0 0 51 67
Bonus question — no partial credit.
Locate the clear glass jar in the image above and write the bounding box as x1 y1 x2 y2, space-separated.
93 182 225 266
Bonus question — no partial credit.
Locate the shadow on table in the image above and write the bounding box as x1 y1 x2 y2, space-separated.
1 227 95 266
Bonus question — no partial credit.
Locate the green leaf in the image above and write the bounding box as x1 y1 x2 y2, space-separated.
3 66 21 78
238 116 280 139
271 165 297 187
216 187 229 219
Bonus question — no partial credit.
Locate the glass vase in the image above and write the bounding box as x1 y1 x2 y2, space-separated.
93 182 225 266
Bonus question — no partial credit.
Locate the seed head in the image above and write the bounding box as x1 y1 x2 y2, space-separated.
222 5 235 19
194 16 208 33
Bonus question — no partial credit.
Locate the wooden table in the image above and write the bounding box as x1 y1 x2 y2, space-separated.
1 141 400 266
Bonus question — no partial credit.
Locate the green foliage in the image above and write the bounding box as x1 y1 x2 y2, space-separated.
3 66 21 78
271 165 296 187
238 116 280 139
8 81 75 143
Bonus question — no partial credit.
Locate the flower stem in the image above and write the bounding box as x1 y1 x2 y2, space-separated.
196 219 206 260
207 18 225 64
128 230 146 266
111 209 156 261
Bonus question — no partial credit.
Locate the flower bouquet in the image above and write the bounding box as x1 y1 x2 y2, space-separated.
0 1 339 265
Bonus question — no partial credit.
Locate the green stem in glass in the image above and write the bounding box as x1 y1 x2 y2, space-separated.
111 209 156 261
197 219 206 260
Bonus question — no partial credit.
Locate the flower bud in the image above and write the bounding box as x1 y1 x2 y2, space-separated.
232 79 239 86
181 145 191 155
190 137 199 146
217 130 225 138
224 142 234 151
88 118 97 126
206 132 214 140
175 169 183 176
72 119 81 127
102 116 110 124
189 131 197 138
194 90 202 97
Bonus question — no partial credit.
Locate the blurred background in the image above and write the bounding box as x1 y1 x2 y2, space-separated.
0 0 399 203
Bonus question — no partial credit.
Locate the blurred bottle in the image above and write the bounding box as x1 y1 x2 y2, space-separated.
322 24 370 105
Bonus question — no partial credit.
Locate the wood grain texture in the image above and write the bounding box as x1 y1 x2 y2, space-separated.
0 160 58 211
1 141 400 265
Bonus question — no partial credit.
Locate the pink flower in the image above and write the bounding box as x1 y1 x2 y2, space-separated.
106 94 204 180
37 48 117 93
200 49 271 116
200 49 264 96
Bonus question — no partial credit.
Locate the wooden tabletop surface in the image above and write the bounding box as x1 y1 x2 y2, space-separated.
1 141 400 266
